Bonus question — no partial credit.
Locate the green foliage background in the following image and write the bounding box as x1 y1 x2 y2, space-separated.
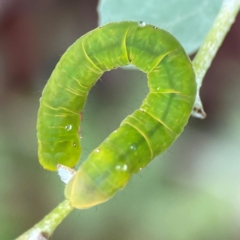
0 0 239 239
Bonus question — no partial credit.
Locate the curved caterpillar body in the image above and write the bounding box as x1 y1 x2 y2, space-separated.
37 21 196 209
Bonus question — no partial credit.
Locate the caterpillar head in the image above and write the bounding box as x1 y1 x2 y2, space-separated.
38 136 81 171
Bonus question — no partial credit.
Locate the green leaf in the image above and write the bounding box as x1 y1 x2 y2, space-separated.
97 0 223 54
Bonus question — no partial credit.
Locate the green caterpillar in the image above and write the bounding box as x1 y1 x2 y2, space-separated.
37 21 196 209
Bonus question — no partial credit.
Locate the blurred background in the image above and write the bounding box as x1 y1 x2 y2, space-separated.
0 1 239 239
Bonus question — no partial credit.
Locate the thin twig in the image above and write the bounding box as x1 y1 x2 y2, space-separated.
191 0 240 119
16 200 73 240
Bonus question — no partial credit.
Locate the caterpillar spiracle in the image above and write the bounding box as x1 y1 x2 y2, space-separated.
37 21 196 209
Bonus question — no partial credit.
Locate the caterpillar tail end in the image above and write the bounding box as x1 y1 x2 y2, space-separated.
64 169 110 209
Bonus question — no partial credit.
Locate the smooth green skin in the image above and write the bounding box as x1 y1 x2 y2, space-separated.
37 21 196 208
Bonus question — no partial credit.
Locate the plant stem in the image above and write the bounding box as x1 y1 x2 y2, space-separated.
191 0 240 119
16 200 73 240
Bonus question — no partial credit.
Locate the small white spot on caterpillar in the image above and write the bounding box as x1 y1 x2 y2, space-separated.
130 144 137 150
96 148 100 153
138 21 146 27
115 164 128 171
123 164 128 171
73 142 77 147
65 124 72 131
